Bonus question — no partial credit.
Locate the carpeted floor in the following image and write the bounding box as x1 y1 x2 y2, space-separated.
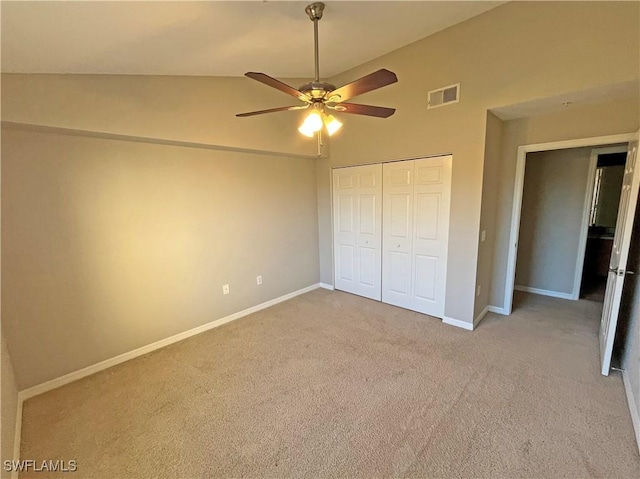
20 290 640 478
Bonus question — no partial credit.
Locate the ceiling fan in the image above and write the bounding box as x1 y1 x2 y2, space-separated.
236 2 398 139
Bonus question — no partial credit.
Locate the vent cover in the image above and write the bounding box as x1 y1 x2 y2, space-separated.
427 83 460 109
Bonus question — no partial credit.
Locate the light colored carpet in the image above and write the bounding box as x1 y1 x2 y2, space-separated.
20 290 640 478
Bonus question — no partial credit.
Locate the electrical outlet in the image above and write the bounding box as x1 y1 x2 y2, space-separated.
222 284 230 295
481 230 486 242
476 284 481 297
256 275 263 285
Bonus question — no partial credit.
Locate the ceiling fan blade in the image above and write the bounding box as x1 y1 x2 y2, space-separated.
334 103 396 118
236 105 309 117
245 72 311 102
327 69 398 103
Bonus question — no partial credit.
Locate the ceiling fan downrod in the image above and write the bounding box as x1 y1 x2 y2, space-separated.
235 1 397 131
305 2 325 83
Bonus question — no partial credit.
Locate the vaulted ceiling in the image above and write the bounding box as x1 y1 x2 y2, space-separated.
1 1 504 78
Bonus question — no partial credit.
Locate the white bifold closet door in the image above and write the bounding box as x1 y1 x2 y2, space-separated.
332 164 383 300
382 156 452 318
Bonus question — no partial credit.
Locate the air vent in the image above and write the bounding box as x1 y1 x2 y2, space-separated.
427 83 460 109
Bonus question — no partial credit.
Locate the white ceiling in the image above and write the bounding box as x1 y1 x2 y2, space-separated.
1 1 504 78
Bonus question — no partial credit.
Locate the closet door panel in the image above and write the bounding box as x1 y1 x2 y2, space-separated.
382 161 415 309
388 251 411 294
359 247 376 286
357 191 379 290
414 254 437 301
338 244 355 281
411 156 452 317
333 164 382 300
334 170 358 290
415 193 440 240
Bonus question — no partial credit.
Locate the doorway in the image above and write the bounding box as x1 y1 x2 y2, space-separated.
580 147 628 301
503 133 637 315
504 132 640 376
511 144 628 306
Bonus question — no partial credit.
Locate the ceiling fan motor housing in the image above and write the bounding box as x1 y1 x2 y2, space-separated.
299 81 337 100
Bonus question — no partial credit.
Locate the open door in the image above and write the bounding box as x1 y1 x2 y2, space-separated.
600 135 640 376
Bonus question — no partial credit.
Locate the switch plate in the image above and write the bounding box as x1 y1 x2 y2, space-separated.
476 284 481 297
256 275 263 285
481 230 486 242
222 284 230 295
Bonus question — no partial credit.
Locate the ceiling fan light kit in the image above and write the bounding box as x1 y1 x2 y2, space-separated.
236 2 398 147
298 110 324 137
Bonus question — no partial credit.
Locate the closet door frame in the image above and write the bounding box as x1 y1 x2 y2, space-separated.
331 154 452 318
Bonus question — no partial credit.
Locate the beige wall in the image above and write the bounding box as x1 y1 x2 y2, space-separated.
490 98 640 309
1 74 317 158
316 156 333 286
318 1 640 323
474 112 504 318
2 127 319 388
515 148 592 295
1 332 18 476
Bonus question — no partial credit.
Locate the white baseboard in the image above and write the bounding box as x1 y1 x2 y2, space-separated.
443 316 474 331
514 285 574 300
488 305 508 315
18 283 321 401
622 369 640 454
444 304 506 330
11 398 23 479
319 282 335 290
474 306 489 328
